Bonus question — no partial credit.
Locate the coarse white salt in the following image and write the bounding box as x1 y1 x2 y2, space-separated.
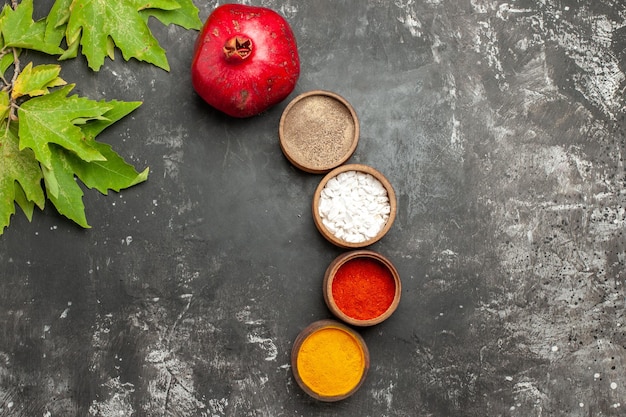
318 170 390 243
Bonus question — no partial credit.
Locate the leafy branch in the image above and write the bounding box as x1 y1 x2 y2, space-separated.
0 0 202 234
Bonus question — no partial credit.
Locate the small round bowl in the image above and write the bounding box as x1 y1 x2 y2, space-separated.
312 164 397 248
291 319 369 402
323 250 401 327
279 90 359 174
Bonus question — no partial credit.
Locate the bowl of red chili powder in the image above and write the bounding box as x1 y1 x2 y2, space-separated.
323 250 401 326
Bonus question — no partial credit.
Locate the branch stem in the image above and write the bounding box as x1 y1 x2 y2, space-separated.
4 47 21 125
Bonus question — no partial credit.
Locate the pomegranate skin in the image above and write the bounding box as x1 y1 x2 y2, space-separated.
191 4 300 118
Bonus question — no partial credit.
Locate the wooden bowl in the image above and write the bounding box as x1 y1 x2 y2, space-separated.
323 250 401 327
279 90 359 174
312 164 397 248
291 319 369 402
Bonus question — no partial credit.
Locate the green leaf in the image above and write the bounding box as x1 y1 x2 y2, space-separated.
0 121 46 233
14 182 36 221
42 145 89 228
141 0 202 30
67 140 149 195
65 0 182 71
59 34 80 61
42 138 148 228
0 0 64 55
17 84 111 169
0 91 9 120
73 99 149 195
45 0 73 47
0 45 19 79
12 62 67 99
81 99 143 139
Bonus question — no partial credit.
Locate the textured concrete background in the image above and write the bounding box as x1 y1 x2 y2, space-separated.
1 0 625 416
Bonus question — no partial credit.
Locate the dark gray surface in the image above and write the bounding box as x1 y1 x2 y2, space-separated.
1 0 626 416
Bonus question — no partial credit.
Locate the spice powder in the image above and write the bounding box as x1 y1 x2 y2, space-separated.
332 257 396 320
296 326 366 397
281 95 355 171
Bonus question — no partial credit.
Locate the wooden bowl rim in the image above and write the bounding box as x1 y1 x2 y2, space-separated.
279 90 359 174
291 319 370 402
312 164 397 248
323 250 402 327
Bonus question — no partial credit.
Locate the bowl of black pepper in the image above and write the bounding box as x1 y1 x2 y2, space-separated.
279 90 359 174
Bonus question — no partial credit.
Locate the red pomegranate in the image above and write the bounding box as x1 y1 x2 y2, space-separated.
191 4 300 118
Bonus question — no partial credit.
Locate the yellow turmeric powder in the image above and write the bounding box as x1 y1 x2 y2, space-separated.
296 325 366 397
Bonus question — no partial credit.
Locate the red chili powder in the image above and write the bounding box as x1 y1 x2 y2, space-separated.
331 257 396 320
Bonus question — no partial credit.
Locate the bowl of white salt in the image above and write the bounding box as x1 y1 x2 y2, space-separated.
312 164 397 248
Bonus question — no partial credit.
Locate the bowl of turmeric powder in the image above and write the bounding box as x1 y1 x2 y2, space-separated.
291 319 370 401
323 250 401 327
